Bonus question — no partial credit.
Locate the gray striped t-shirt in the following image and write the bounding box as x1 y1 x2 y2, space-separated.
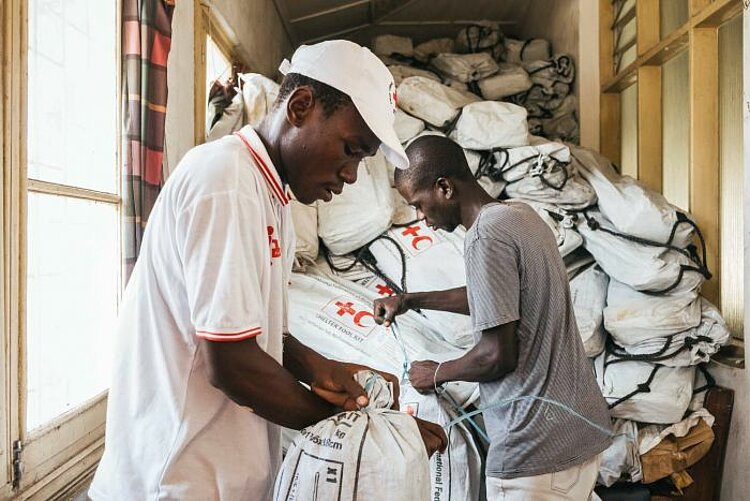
465 201 612 479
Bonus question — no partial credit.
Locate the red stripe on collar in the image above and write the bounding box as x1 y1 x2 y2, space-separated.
234 132 289 206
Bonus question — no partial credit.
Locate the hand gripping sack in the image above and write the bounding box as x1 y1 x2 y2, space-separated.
595 352 695 424
317 151 395 255
397 76 480 127
513 200 583 257
401 386 482 501
569 264 608 357
604 279 702 345
273 371 430 501
431 52 500 83
571 146 697 249
504 38 551 64
239 73 280 127
577 209 707 295
367 222 475 349
372 34 414 57
449 101 529 150
477 63 533 100
598 419 642 487
607 299 730 367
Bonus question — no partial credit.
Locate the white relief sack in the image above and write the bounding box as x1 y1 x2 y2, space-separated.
568 264 608 357
414 38 456 62
577 209 706 295
571 146 696 249
608 299 730 367
504 38 551 64
367 222 475 349
206 91 244 141
504 164 596 210
290 199 318 270
465 150 507 198
514 200 583 257
394 109 425 143
287 269 469 376
400 386 482 501
397 76 480 127
372 34 414 57
431 52 500 83
239 73 280 127
477 63 533 100
388 64 441 86
450 101 529 150
317 151 394 255
595 353 695 424
455 21 505 59
273 371 430 501
604 278 702 345
598 419 642 487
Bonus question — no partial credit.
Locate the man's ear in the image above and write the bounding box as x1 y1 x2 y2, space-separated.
436 177 454 199
286 87 315 127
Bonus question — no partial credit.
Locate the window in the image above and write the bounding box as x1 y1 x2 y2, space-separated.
1 0 121 495
600 0 744 340
194 3 240 144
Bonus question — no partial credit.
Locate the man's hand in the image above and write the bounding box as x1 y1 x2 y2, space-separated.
373 294 409 327
409 360 440 394
310 360 400 411
413 417 448 457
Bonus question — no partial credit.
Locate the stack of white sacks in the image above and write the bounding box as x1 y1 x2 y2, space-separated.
372 22 579 143
207 28 729 494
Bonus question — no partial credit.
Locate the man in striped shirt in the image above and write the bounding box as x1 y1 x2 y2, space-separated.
374 135 612 500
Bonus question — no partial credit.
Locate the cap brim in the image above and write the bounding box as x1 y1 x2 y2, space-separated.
351 99 409 169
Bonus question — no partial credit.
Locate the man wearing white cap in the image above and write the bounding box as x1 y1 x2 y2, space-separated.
89 40 447 500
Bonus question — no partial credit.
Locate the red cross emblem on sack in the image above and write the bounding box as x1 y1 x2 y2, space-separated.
375 284 395 297
401 225 434 252
267 226 281 260
325 298 376 334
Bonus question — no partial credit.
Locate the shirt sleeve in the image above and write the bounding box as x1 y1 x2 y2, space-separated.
176 191 267 342
466 235 521 331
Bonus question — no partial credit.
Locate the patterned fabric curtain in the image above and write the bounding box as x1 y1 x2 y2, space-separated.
122 0 175 281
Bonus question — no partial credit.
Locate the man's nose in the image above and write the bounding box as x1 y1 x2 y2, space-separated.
340 161 359 184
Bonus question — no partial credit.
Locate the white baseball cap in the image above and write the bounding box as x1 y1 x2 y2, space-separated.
279 40 409 169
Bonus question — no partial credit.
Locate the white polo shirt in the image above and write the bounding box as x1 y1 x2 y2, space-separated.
90 126 295 500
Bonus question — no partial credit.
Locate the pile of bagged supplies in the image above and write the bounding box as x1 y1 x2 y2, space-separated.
206 24 730 499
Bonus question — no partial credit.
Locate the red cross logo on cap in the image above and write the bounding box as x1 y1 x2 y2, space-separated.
388 82 397 111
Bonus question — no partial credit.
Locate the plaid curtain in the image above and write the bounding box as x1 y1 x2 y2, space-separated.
122 0 175 281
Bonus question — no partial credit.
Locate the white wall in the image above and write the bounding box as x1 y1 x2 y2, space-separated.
718 8 750 499
164 0 292 177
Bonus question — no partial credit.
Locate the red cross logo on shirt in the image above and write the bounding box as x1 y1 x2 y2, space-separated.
267 226 281 260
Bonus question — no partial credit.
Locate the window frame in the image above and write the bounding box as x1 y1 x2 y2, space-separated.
1 0 123 496
194 0 241 146
599 0 744 342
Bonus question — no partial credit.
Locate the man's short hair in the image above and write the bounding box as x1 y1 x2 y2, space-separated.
275 73 352 117
396 135 473 191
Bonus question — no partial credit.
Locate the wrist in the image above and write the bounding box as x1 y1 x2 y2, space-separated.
400 292 414 311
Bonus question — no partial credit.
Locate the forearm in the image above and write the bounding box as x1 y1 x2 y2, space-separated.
436 336 515 384
404 287 469 315
207 343 335 429
283 334 329 383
